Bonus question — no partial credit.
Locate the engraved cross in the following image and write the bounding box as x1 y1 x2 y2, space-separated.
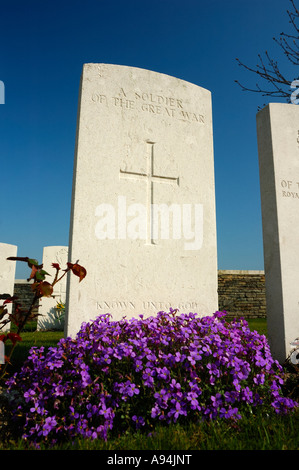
120 141 179 245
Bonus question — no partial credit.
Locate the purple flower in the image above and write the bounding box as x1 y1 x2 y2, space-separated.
271 398 291 414
219 406 241 420
134 359 143 372
4 309 297 446
168 400 187 421
156 366 170 380
54 384 64 397
224 390 237 404
202 344 212 356
154 388 170 406
99 403 114 420
187 391 201 410
142 367 156 386
24 389 35 402
233 378 241 392
255 354 266 368
169 379 181 394
132 415 145 429
241 387 253 403
211 393 223 408
128 383 139 397
69 406 79 420
117 380 139 399
42 416 57 436
207 362 221 377
253 373 265 385
187 349 202 365
151 404 165 420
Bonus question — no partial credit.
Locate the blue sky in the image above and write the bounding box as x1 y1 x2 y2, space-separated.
0 0 296 279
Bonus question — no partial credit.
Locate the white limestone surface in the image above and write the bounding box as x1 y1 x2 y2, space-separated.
37 246 68 331
0 243 17 331
65 64 218 337
257 103 299 363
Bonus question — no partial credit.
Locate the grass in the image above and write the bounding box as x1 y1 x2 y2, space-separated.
1 410 299 451
1 317 298 451
3 321 63 377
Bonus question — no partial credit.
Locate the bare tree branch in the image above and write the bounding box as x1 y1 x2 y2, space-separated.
235 0 299 107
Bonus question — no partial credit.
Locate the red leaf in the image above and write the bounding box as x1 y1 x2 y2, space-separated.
3 297 15 305
7 333 22 345
52 263 60 270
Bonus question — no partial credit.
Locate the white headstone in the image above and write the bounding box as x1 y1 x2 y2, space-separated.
0 339 4 364
37 246 68 330
65 64 218 338
257 103 299 363
0 243 17 332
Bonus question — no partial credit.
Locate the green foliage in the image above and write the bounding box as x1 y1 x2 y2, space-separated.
0 257 86 381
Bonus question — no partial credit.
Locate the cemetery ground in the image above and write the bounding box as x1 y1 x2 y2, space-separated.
0 317 298 451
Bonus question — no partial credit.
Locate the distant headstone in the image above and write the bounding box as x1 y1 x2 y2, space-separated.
257 103 299 363
0 339 4 364
65 64 218 338
0 243 17 332
37 246 68 331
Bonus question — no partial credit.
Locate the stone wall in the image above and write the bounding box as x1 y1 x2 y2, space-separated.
218 270 266 318
12 270 266 320
13 280 36 313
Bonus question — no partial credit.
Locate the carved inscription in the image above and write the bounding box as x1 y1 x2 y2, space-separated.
92 88 205 124
96 301 199 310
280 179 299 199
97 301 136 310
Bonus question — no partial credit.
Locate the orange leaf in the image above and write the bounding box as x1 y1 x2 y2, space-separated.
29 264 39 280
39 281 54 297
69 263 87 282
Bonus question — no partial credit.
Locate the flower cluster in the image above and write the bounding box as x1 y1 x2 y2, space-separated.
6 310 297 445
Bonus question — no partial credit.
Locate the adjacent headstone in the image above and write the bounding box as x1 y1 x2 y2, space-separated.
37 246 68 331
257 103 299 363
0 243 17 332
65 64 218 338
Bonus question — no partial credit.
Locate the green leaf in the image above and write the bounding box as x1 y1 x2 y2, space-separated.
28 259 39 266
35 270 50 281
